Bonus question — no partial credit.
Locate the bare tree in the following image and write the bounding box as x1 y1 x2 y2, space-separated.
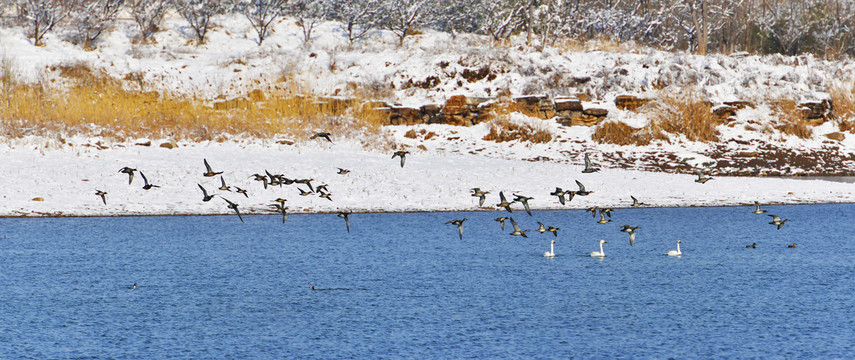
473 0 526 41
330 0 379 43
172 0 231 45
379 0 437 47
289 0 330 44
129 0 169 42
756 0 818 55
67 0 124 48
237 0 288 45
16 0 76 46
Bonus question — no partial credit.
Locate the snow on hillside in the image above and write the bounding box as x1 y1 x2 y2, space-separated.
2 14 855 217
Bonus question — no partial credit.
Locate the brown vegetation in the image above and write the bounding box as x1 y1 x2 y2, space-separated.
0 61 387 143
770 98 813 139
832 85 855 133
482 118 552 143
592 121 667 146
646 90 722 142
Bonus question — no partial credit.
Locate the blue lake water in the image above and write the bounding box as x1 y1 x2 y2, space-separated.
2 204 854 358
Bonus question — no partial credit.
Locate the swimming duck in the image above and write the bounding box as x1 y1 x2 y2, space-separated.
582 153 601 173
445 218 468 240
508 217 529 238
198 184 215 202
768 214 789 230
392 150 409 168
310 132 333 143
140 171 159 190
550 187 567 205
203 158 222 177
752 201 767 214
470 188 490 207
221 197 244 223
496 191 514 213
118 167 137 185
338 211 351 232
746 243 757 248
95 190 107 205
513 194 533 216
494 216 509 231
788 243 797 248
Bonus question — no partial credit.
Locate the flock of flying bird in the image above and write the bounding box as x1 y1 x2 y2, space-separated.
94 134 793 257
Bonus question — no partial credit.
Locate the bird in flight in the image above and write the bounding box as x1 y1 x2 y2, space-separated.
95 190 107 205
202 159 223 177
310 132 333 143
392 150 409 168
118 167 137 185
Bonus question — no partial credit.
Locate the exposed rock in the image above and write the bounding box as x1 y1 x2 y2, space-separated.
583 108 609 117
513 95 554 118
800 99 832 124
160 140 178 149
712 105 738 121
824 132 845 141
442 95 469 115
615 95 650 111
276 139 295 145
388 107 426 125
724 100 754 109
420 104 442 117
554 97 583 112
32 197 44 201
135 140 151 146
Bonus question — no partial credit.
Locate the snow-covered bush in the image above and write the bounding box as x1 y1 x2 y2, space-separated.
172 0 232 45
16 0 75 46
128 0 169 42
236 0 288 45
66 0 123 48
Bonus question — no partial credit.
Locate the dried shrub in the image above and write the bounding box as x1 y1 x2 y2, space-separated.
645 90 721 142
832 85 855 132
483 118 552 143
771 98 813 139
0 62 388 143
404 129 418 138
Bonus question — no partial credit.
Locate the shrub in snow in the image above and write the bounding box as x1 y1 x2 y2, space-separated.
172 0 232 45
236 0 288 46
16 0 75 46
129 0 169 42
66 0 123 48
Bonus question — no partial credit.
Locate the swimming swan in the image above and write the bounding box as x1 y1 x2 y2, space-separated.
590 240 607 257
667 240 682 256
544 240 555 257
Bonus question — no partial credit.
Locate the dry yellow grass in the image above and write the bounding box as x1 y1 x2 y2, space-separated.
644 90 721 142
592 121 668 146
832 85 855 132
0 62 387 143
482 118 552 143
770 98 814 139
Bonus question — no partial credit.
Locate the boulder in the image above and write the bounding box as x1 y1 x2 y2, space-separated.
160 140 178 149
442 95 469 115
615 95 650 111
824 132 845 141
712 105 738 121
583 108 609 117
554 97 583 112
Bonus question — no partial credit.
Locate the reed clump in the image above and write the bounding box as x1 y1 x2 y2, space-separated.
592 121 668 146
832 85 855 132
482 118 552 143
770 98 813 139
645 90 721 142
0 61 387 142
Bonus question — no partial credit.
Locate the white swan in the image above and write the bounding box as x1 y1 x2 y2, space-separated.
590 240 606 257
544 240 555 257
667 240 682 256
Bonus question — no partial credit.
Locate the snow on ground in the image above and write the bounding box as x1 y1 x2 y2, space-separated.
2 14 855 216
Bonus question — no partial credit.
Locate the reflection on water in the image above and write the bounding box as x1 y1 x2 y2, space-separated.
1 204 854 358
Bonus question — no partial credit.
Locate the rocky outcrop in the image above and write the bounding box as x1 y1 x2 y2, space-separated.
614 95 650 111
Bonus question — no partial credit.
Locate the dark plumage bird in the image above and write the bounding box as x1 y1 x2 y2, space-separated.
250 173 268 189
494 216 509 231
582 153 601 173
513 194 533 216
546 226 560 237
95 190 107 205
296 178 315 192
535 222 548 234
221 197 244 223
218 175 231 192
319 192 332 201
600 208 614 218
586 206 599 218
445 218 467 240
298 187 313 196
202 158 222 177
271 203 288 223
694 170 713 184
310 132 333 143
118 167 137 185
746 243 757 248
496 191 514 213
140 171 159 190
508 217 529 238
574 180 593 196
788 243 797 248
198 184 215 202
768 214 789 230
619 225 640 246
596 209 612 224
392 150 409 168
550 187 567 205
338 211 351 232
235 186 248 198
630 195 645 207
315 184 329 194
471 188 489 207
337 168 350 175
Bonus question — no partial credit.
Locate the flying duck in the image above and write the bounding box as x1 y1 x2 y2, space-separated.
508 217 529 238
582 153 601 173
445 218 468 240
95 190 107 205
338 211 351 232
470 188 490 207
140 172 159 190
392 150 409 168
202 158 222 177
198 184 215 202
118 167 137 185
768 214 789 230
310 132 333 143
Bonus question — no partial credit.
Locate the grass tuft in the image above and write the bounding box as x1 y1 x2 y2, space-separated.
770 98 814 139
482 118 552 143
645 90 721 142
